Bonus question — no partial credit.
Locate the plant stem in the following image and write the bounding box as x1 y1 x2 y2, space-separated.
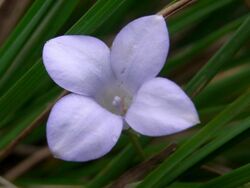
126 129 147 160
157 0 196 18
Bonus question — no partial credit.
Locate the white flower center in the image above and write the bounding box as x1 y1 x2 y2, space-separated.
95 81 132 116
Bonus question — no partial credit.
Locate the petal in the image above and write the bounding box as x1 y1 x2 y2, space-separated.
110 15 169 93
125 78 199 136
43 35 113 96
47 94 123 162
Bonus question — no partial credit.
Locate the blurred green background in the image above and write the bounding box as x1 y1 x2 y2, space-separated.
0 0 249 187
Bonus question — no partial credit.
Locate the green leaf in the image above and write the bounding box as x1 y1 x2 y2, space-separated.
0 62 48 127
66 0 134 35
0 0 54 77
0 87 60 149
87 138 150 188
169 182 201 188
162 15 245 75
195 64 250 109
185 14 250 97
0 0 79 93
200 163 250 188
154 116 250 187
168 0 239 34
136 89 250 188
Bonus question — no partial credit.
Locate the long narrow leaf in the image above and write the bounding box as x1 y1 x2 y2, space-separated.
0 0 54 76
185 14 250 97
200 163 250 188
137 88 250 187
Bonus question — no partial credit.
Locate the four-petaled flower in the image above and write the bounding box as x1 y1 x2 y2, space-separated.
42 15 200 162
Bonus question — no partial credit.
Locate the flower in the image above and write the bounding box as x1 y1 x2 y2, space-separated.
42 15 200 162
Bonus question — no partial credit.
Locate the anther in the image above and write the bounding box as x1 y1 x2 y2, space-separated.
112 96 122 107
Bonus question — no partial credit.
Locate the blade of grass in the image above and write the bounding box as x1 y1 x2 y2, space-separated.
200 163 250 188
0 106 46 150
87 138 150 188
4 147 50 181
112 114 250 187
157 0 196 18
0 63 48 127
153 116 250 187
0 87 61 149
0 106 51 160
0 176 18 188
66 0 134 35
185 14 250 97
195 64 250 108
136 88 250 188
0 0 79 93
168 0 238 34
0 0 31 45
169 182 201 188
162 15 245 75
0 0 54 77
109 143 177 188
0 0 49 52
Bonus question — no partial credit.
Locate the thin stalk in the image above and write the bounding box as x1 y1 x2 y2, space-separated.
0 177 18 188
157 0 196 18
126 129 147 160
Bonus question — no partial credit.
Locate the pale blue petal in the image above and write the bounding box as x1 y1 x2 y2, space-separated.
110 15 169 93
125 78 200 136
43 35 113 96
47 94 123 162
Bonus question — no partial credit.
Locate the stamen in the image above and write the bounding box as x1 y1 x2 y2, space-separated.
111 96 127 115
112 96 121 107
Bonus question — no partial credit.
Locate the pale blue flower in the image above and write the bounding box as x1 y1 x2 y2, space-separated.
42 15 200 162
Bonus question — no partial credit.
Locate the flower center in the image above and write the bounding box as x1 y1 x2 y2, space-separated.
112 96 127 115
95 81 132 116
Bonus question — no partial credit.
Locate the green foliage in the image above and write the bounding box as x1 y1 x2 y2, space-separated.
201 163 250 188
0 0 249 187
